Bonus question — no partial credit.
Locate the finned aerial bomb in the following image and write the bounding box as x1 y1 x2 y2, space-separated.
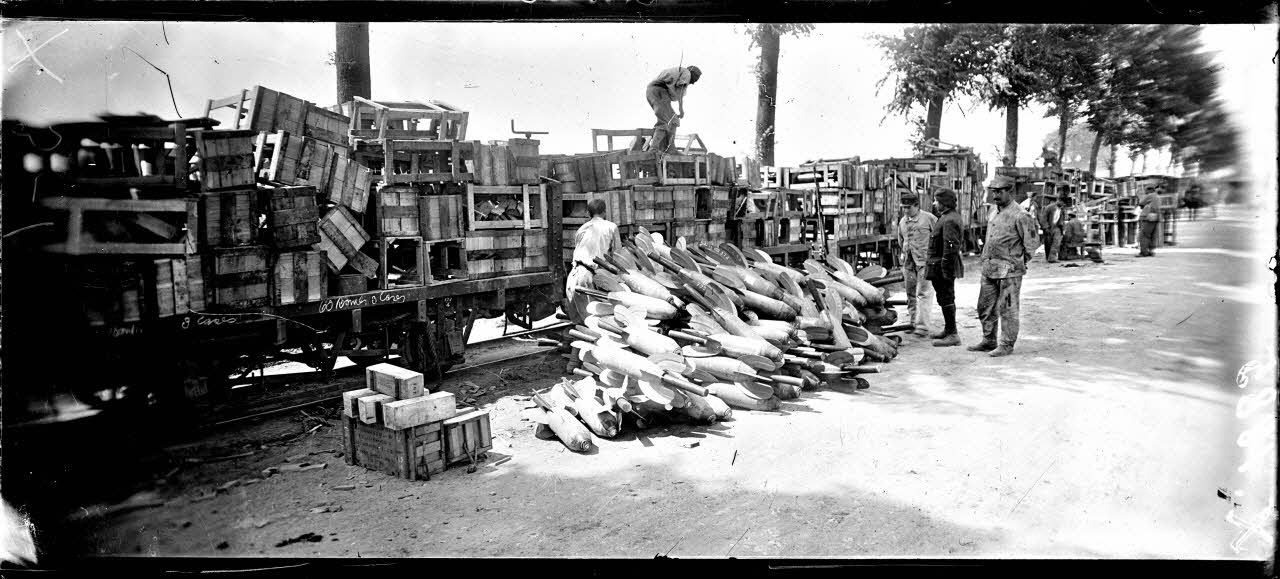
685 356 771 382
594 255 676 303
530 393 593 452
573 340 677 406
703 394 734 420
674 390 719 424
577 288 679 320
706 382 782 411
549 379 620 438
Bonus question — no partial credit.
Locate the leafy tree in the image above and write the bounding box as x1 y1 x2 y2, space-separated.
747 23 814 165
874 24 983 150
969 25 1057 167
1033 25 1106 169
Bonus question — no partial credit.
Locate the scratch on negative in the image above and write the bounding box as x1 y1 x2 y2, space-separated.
1008 458 1057 515
1175 312 1194 326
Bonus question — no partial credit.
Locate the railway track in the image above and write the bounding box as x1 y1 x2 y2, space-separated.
202 321 571 429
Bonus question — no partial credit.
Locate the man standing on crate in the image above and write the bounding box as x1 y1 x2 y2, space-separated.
895 193 938 338
926 189 964 347
644 65 702 154
1137 185 1163 257
969 175 1039 358
565 199 623 324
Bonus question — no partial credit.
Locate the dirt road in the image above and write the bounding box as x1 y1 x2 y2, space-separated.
68 206 1276 559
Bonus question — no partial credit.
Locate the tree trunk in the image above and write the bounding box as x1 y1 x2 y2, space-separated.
1107 143 1117 178
1056 98 1070 169
1140 152 1148 174
335 23 372 107
1003 100 1019 167
1088 131 1104 176
754 25 781 166
924 93 944 145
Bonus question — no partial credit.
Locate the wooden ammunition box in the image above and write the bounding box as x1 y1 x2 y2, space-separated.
443 408 493 466
210 246 270 310
197 189 258 249
343 417 446 481
375 186 420 236
365 363 426 400
419 194 465 241
193 129 257 191
271 250 326 306
262 185 321 249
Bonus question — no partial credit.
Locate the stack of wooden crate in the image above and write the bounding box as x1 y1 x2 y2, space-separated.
342 363 494 480
550 133 748 267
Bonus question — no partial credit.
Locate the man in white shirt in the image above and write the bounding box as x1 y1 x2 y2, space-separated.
644 65 701 154
565 199 623 323
895 192 938 337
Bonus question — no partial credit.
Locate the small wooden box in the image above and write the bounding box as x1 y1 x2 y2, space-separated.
419 194 465 241
344 416 446 481
149 256 208 317
198 189 258 248
358 393 395 424
383 392 457 430
193 129 257 191
328 153 373 214
365 363 426 400
272 250 326 306
210 246 270 310
267 132 340 194
342 388 378 417
263 185 321 249
443 408 493 466
316 206 377 278
464 230 526 279
466 184 547 230
674 186 697 220
376 186 421 236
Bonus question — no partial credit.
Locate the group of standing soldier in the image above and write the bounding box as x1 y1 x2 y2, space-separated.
896 174 1040 357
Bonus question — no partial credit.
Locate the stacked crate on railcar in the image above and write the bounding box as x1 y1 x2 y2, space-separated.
550 129 741 269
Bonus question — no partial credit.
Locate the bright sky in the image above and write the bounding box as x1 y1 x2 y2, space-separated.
3 21 1275 194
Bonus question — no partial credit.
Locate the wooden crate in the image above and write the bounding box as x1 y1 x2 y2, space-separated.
148 256 209 317
379 140 474 185
464 230 526 279
327 153 374 214
375 186 421 236
507 138 541 184
792 162 857 189
343 416 446 481
547 156 581 194
316 206 378 278
271 250 326 306
80 263 147 326
210 246 270 310
42 197 189 256
331 273 368 296
761 166 790 190
661 154 708 186
443 408 493 466
467 184 547 230
419 195 465 241
205 85 353 148
653 187 675 222
265 132 340 194
707 154 737 187
736 157 762 190
373 236 426 289
425 239 468 283
674 186 697 221
345 97 469 144
562 190 634 226
620 151 662 187
366 363 426 400
708 221 727 243
672 220 708 243
523 230 548 273
262 185 320 249
40 118 190 192
193 129 257 191
196 189 259 249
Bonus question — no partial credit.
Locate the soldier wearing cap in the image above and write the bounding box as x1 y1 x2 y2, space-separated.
969 174 1040 357
645 65 702 154
1061 210 1086 260
895 192 938 337
926 188 964 347
1137 185 1163 257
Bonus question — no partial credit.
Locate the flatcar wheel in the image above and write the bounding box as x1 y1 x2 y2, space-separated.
344 335 389 368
